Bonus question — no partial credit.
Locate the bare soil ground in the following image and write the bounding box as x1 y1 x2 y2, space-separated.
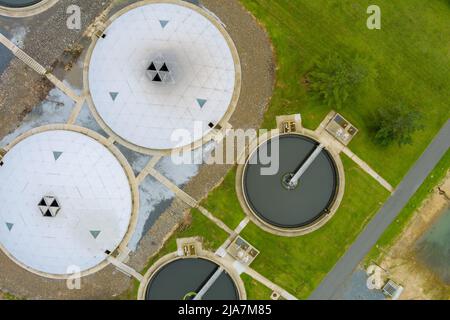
380 172 450 300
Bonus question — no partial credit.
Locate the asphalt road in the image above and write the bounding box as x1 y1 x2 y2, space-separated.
309 119 450 300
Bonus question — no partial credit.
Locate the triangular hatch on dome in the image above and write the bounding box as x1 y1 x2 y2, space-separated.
152 73 162 82
147 62 157 71
50 199 59 207
159 63 169 72
159 20 169 29
90 230 101 239
197 99 207 108
49 207 59 217
53 151 63 161
109 92 119 101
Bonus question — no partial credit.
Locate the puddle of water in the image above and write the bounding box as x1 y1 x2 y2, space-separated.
0 42 13 74
114 143 151 177
0 24 28 74
335 269 385 300
127 175 175 251
416 207 450 284
74 102 108 138
0 87 74 148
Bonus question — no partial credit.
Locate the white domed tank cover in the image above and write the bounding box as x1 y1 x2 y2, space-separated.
88 1 239 151
0 130 133 276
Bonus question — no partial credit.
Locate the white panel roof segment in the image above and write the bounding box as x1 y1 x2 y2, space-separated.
0 130 132 276
88 3 237 150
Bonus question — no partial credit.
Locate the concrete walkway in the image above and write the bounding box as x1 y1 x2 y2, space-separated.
107 256 143 282
136 156 162 183
67 98 86 124
216 217 250 255
342 147 394 192
144 166 236 236
0 32 81 103
310 120 450 300
315 111 394 193
0 33 46 75
146 167 198 208
245 267 298 300
197 206 234 235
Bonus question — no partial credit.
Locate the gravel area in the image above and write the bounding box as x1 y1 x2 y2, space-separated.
0 0 110 139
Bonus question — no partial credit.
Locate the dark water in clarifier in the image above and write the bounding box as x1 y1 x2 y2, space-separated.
0 0 42 8
243 134 339 228
146 258 239 300
416 207 450 284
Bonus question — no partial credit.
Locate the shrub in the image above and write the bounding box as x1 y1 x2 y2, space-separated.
307 52 372 109
372 104 424 147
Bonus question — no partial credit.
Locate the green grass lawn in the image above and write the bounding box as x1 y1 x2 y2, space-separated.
241 274 273 300
240 0 450 186
365 149 450 264
202 169 246 230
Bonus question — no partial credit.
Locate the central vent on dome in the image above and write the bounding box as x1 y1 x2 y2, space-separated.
146 58 174 84
38 196 61 217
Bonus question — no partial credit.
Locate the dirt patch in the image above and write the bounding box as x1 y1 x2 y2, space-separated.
380 172 450 300
0 61 53 138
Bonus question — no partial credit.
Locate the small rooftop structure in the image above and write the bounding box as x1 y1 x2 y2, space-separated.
276 114 302 133
382 280 404 300
176 237 203 257
325 112 358 145
227 236 259 266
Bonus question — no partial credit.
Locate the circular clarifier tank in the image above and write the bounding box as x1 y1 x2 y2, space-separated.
145 257 240 300
0 0 42 8
241 133 344 236
0 128 135 278
86 0 241 153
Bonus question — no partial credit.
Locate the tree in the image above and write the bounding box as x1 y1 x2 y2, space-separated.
306 52 371 109
372 104 424 147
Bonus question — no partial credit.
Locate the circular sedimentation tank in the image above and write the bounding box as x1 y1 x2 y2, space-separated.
0 127 136 278
85 0 241 153
0 0 59 18
240 133 344 236
0 0 42 8
145 257 240 300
